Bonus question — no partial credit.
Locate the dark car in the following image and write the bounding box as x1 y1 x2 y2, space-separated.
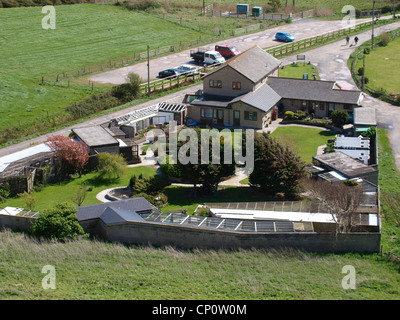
275 31 295 42
158 68 179 79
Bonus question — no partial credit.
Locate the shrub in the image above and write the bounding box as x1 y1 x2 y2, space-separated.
195 206 212 217
357 67 364 76
330 110 349 128
131 192 157 206
0 189 10 202
29 202 87 241
284 111 295 120
294 110 307 120
380 31 392 46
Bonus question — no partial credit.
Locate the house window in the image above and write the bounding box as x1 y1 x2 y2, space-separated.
232 82 241 90
302 101 307 108
344 104 352 110
244 111 257 121
209 80 222 88
201 108 217 119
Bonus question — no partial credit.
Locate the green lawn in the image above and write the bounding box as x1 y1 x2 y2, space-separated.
270 126 336 163
1 166 157 212
279 63 320 80
356 36 400 94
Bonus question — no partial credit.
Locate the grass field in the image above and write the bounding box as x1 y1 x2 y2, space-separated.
0 4 205 136
355 36 400 94
1 229 400 300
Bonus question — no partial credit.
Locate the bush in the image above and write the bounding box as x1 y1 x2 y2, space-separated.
195 206 212 217
294 110 307 120
130 174 170 195
357 67 364 76
29 202 87 241
330 110 349 128
380 32 392 46
284 111 295 120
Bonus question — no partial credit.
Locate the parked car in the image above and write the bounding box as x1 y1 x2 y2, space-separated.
215 44 241 59
176 65 197 75
275 32 295 42
158 68 180 79
190 48 226 65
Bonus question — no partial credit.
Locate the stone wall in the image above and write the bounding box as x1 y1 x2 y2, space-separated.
89 220 381 253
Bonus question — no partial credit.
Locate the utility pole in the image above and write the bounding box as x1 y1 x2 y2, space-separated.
147 45 150 97
371 0 376 49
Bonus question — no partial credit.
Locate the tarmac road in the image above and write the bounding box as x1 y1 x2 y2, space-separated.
89 17 378 85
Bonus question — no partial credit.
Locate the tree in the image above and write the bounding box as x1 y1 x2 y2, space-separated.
175 127 236 196
302 179 364 234
330 110 349 129
97 152 127 180
46 135 89 177
268 0 281 12
249 133 305 197
30 202 87 241
18 191 36 211
111 72 142 103
71 185 87 207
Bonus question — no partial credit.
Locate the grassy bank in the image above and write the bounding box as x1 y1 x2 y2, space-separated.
0 230 399 300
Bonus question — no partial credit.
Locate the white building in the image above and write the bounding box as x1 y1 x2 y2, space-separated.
334 135 370 164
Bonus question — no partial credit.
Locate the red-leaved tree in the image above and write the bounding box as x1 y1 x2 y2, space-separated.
46 135 89 176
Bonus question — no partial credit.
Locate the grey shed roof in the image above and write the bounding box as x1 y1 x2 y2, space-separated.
204 45 281 84
267 77 363 105
76 197 154 222
354 107 377 126
99 207 146 225
72 126 118 147
313 152 376 177
237 83 281 112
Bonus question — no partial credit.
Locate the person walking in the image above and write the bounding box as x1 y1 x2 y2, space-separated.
346 35 350 45
354 36 359 46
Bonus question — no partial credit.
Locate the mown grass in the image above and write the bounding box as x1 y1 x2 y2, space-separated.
355 36 400 94
270 126 336 163
279 63 320 80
